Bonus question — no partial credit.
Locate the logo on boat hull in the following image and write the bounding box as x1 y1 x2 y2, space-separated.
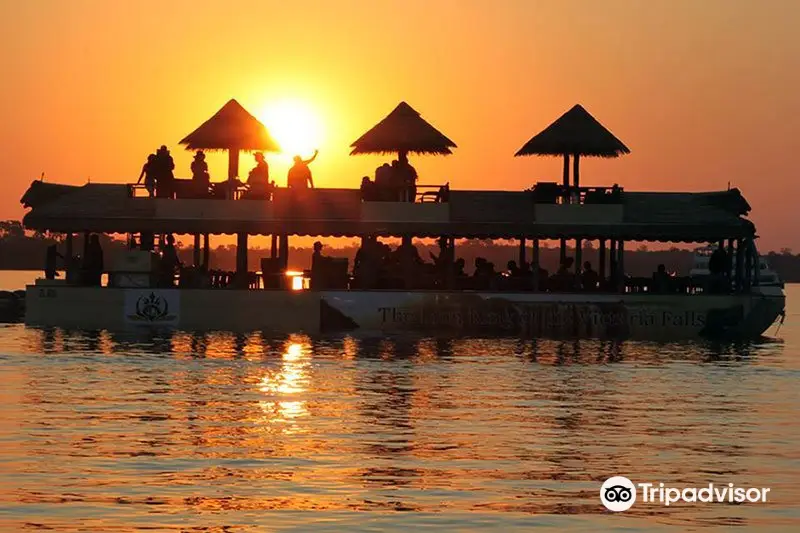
124 290 180 325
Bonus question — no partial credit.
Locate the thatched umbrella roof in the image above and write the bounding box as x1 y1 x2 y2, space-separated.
179 99 279 185
350 102 457 156
515 104 629 158
180 99 279 153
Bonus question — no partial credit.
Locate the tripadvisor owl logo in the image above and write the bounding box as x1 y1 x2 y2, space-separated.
600 476 772 511
601 476 636 512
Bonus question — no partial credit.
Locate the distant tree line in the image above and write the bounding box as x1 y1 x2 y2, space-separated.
2 220 799 281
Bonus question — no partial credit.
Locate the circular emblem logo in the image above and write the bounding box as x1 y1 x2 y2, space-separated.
600 476 636 512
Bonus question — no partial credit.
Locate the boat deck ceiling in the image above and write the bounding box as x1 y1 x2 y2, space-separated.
20 183 755 242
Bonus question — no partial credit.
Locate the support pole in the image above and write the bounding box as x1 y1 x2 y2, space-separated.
228 148 240 200
532 239 540 291
735 238 744 292
560 238 567 264
573 153 580 189
562 154 570 196
193 234 201 267
270 234 278 259
575 238 582 275
279 234 289 271
598 239 606 283
236 232 248 288
617 240 625 292
202 234 210 270
609 239 617 283
518 237 526 267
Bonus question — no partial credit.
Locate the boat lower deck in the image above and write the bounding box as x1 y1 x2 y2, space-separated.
25 285 785 340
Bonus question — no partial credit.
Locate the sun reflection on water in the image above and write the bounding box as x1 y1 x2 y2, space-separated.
257 341 310 427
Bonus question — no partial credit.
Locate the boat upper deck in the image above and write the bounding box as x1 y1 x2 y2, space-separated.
20 181 755 242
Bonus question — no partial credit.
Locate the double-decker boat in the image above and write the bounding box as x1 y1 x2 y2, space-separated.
17 101 786 339
19 179 785 340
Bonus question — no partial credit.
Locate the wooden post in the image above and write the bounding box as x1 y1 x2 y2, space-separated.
735 238 744 292
609 239 617 282
559 238 567 264
202 234 210 270
518 237 526 267
575 238 582 275
598 239 606 283
279 234 289 271
562 154 570 198
228 148 240 200
236 232 248 288
573 153 580 189
193 234 201 267
445 237 455 289
532 238 540 291
617 240 625 292
727 238 734 281
270 234 278 259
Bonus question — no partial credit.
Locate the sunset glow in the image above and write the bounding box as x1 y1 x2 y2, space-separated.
1 1 799 250
258 100 323 160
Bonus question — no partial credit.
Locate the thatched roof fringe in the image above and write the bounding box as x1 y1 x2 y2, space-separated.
179 99 280 152
515 104 630 158
350 102 457 156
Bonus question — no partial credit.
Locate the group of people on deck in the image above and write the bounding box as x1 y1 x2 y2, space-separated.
309 238 622 291
360 154 418 202
137 148 318 199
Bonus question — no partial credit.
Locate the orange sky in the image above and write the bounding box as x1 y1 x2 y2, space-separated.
1 0 798 251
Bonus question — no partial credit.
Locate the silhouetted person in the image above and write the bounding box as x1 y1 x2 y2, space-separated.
709 246 727 275
287 150 318 189
708 245 729 293
246 152 270 193
397 153 418 202
44 244 63 280
553 257 576 291
154 145 175 198
360 176 376 201
652 263 671 293
83 234 104 286
374 163 392 200
160 234 181 287
137 153 157 197
191 151 210 195
311 241 327 289
581 261 600 291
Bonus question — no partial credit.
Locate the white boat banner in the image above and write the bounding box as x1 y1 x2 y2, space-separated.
124 290 180 325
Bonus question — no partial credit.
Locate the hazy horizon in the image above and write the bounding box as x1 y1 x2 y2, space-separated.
2 0 799 250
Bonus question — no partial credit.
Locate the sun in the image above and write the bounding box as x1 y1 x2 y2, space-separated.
258 100 323 158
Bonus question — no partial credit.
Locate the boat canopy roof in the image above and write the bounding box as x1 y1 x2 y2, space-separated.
20 181 755 242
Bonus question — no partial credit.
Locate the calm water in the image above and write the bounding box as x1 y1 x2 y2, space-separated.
0 273 798 531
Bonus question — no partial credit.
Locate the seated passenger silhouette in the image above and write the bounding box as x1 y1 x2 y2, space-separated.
287 150 318 189
581 261 600 291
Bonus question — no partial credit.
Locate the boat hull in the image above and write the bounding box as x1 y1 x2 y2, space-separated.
24 285 785 340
